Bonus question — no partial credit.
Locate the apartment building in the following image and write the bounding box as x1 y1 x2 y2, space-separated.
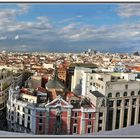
0 69 13 110
7 69 96 135
80 71 140 132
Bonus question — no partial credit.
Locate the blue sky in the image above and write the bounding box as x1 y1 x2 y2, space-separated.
0 3 140 53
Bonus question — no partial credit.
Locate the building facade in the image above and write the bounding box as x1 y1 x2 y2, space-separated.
7 88 96 135
79 71 140 132
7 69 96 135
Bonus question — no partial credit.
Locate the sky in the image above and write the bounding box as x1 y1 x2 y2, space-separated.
0 3 140 53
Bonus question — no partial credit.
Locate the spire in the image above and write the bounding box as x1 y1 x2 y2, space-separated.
54 63 58 80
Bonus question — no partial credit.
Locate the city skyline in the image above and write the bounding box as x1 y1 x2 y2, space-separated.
0 3 140 53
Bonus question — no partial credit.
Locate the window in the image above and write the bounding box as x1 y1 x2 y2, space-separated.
11 116 14 121
28 116 30 121
17 118 19 123
74 112 78 117
23 108 25 112
98 78 103 81
92 70 95 73
108 93 112 98
116 92 120 97
99 120 102 124
125 99 129 106
17 106 20 110
138 91 140 95
109 101 113 107
98 127 102 131
131 91 135 96
74 119 77 123
73 126 77 133
111 77 115 81
117 100 121 106
22 114 25 119
88 121 92 125
56 115 61 121
88 127 91 133
132 99 136 105
90 82 92 86
71 100 75 104
88 113 92 119
27 122 30 129
39 118 43 123
125 85 128 90
99 112 103 117
28 109 31 114
22 120 24 126
40 112 43 116
17 112 19 117
124 92 127 96
39 125 42 131
90 76 93 80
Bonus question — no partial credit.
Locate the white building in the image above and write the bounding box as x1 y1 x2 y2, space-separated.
71 67 95 95
42 63 54 69
80 71 140 132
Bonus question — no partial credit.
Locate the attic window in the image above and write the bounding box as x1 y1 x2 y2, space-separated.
71 100 75 103
98 78 103 81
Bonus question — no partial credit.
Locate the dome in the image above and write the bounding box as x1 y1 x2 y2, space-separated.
45 79 65 90
45 65 65 91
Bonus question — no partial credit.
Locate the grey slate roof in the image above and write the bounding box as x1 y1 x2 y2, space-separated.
45 79 65 90
69 63 97 68
90 90 105 97
45 64 65 90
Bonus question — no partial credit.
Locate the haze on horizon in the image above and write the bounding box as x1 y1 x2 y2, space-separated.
0 3 140 53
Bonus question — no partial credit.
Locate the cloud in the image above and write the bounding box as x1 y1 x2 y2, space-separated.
117 4 140 17
17 4 29 14
58 22 140 42
0 36 7 40
15 35 19 40
0 4 140 53
58 15 83 23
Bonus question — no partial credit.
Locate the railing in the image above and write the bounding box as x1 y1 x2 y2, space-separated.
81 107 96 112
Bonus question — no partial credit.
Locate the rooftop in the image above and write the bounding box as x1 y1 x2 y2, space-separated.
45 66 65 90
45 79 65 90
69 63 97 68
90 91 105 97
94 124 140 137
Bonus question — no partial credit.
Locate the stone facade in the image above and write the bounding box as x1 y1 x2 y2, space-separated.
80 71 140 132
